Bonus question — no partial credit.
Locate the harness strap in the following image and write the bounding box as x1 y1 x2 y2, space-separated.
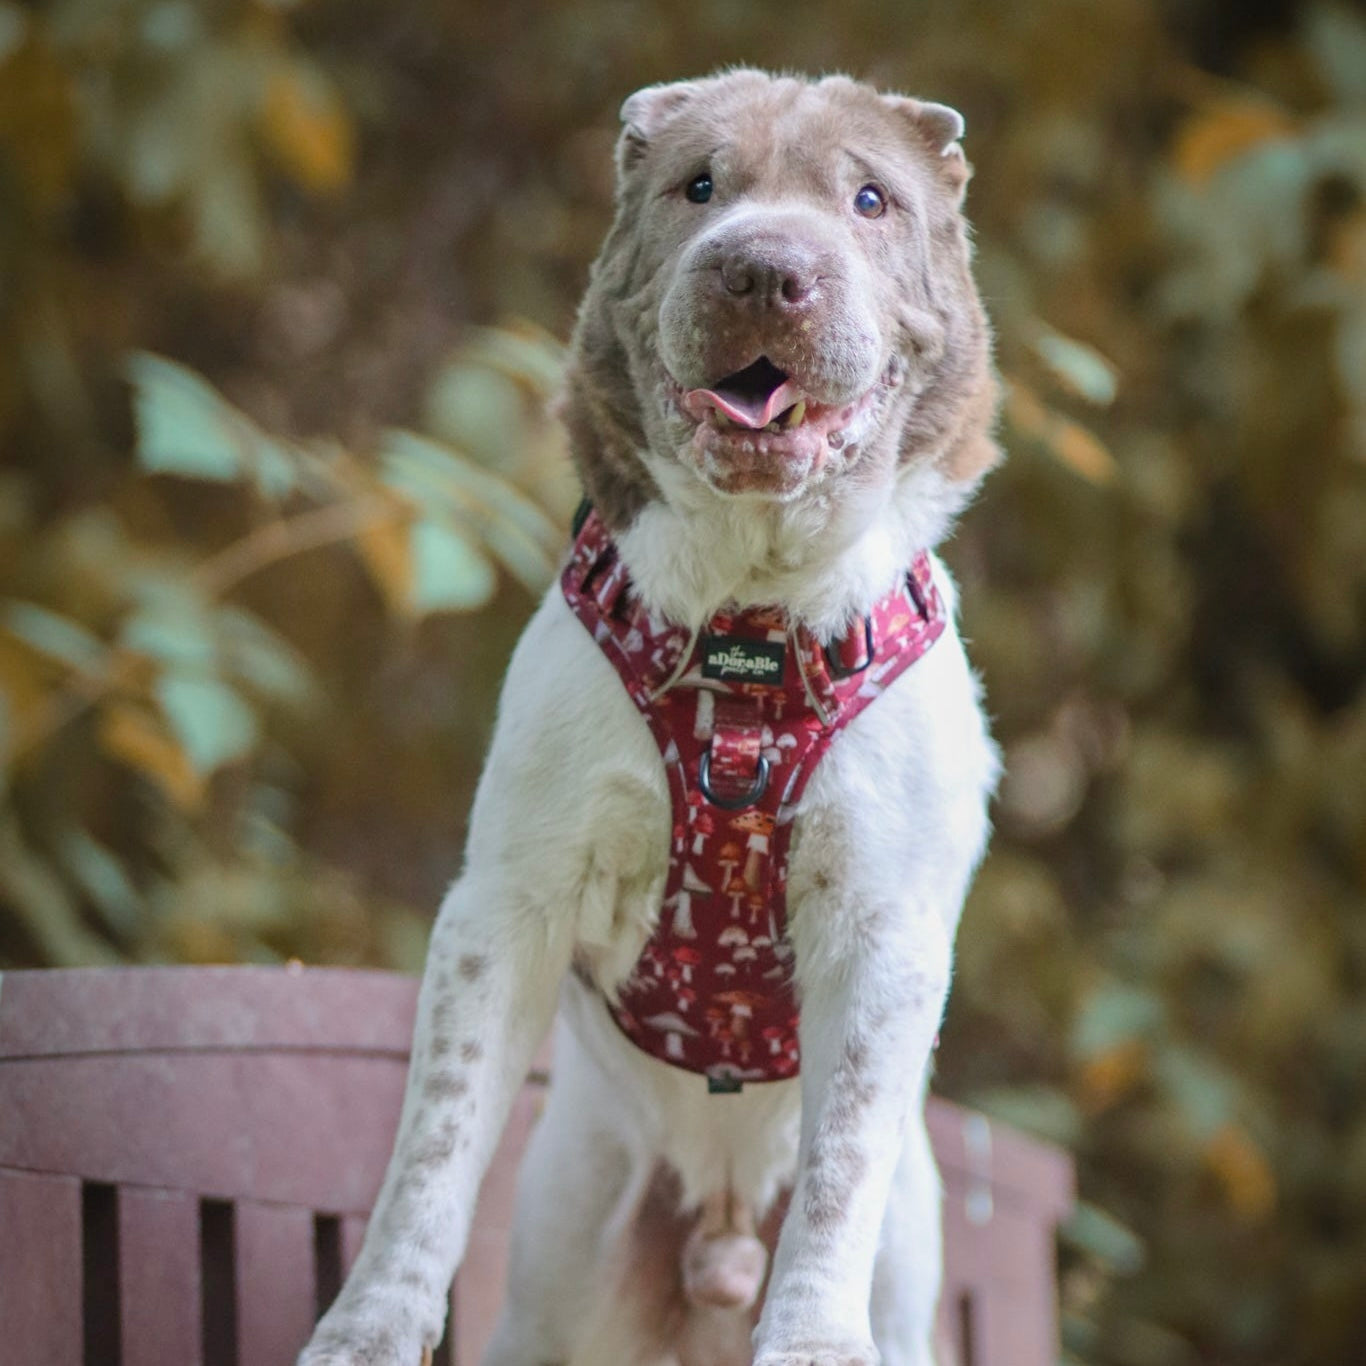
562 508 947 1088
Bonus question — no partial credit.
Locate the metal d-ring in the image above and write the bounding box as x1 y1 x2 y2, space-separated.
823 614 875 679
697 749 770 810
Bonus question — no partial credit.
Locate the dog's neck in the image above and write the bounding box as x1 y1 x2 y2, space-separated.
613 457 968 637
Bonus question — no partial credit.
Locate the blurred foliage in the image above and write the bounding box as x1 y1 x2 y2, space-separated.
1 1 1363 1363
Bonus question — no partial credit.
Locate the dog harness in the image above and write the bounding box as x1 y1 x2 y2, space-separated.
562 508 946 1090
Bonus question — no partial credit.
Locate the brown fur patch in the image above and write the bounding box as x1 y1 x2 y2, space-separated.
458 1038 483 1063
422 1069 469 1102
409 1119 461 1168
457 953 487 982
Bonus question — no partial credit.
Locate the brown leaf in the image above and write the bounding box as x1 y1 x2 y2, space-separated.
98 701 205 812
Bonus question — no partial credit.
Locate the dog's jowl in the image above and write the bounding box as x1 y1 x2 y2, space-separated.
300 69 1001 1366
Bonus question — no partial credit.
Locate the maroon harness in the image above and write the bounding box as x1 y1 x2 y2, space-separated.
562 508 946 1091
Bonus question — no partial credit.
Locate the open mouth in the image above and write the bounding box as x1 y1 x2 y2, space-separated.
671 356 880 455
687 357 809 433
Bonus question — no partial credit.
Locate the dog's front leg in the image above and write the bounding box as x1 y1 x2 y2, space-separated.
753 904 951 1366
299 874 572 1366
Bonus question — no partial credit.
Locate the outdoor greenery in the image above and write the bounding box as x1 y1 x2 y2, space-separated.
1 1 1363 1363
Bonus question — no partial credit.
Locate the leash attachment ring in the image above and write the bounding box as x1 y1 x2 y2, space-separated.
697 749 770 810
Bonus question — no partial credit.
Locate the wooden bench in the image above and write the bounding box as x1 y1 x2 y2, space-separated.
0 966 1073 1365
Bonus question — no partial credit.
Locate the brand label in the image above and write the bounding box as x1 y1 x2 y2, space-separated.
701 636 786 684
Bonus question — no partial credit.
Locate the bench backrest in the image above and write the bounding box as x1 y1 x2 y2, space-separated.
0 967 1073 1365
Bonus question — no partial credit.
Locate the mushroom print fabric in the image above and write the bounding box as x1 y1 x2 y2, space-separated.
562 510 946 1089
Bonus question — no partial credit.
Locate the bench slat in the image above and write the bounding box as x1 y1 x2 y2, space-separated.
236 1201 318 1366
0 1167 84 1360
119 1186 203 1366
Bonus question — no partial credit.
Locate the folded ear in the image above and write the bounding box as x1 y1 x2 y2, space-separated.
880 96 971 199
617 80 704 174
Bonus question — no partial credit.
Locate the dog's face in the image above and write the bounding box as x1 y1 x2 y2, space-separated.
564 70 998 529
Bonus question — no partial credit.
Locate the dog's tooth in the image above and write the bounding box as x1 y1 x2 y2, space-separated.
785 400 807 428
766 421 781 434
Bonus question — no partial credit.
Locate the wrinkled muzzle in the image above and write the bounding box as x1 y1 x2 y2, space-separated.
658 204 886 412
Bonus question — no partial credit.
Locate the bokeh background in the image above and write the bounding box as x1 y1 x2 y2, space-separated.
2 1 1364 1362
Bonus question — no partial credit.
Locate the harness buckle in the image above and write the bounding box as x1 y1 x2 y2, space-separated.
823 614 875 679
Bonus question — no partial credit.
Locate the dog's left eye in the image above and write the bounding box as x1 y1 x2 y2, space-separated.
685 172 714 203
853 184 887 218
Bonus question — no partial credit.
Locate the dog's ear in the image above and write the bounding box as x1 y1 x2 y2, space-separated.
617 81 702 175
880 96 972 201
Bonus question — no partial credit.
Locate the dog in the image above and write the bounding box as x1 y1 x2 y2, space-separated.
299 69 1001 1366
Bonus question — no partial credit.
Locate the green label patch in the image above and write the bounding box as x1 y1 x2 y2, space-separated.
701 636 786 684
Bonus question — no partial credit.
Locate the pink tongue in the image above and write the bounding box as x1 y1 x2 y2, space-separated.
683 378 806 429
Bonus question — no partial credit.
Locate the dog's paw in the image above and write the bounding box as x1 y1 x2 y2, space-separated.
297 1339 431 1366
754 1347 878 1366
754 1357 876 1366
297 1311 434 1366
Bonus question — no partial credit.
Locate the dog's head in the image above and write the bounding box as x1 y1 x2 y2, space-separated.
563 69 999 536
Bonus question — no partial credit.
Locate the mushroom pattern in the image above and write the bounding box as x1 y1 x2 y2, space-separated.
728 808 775 889
642 1011 701 1062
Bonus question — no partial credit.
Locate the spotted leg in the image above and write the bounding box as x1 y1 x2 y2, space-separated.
297 875 573 1366
752 902 951 1366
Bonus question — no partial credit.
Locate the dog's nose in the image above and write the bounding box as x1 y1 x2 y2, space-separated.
718 244 820 307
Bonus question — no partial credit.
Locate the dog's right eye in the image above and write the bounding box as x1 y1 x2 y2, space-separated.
685 172 714 203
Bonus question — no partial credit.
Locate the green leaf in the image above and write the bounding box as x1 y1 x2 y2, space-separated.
155 673 259 775
1072 981 1164 1058
381 430 560 592
253 440 300 500
966 1084 1083 1146
121 574 217 670
126 353 243 481
410 518 497 613
1032 327 1119 406
126 353 300 496
214 606 316 705
2 600 104 669
423 362 527 465
55 827 143 939
1158 1046 1238 1140
460 324 567 397
0 820 121 966
1063 1200 1146 1273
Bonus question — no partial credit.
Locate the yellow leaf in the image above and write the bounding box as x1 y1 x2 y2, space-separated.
1205 1124 1277 1222
99 701 205 812
1005 380 1119 485
0 633 49 731
1078 1040 1149 1114
356 516 414 617
1052 419 1120 485
261 65 353 193
1173 97 1296 187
